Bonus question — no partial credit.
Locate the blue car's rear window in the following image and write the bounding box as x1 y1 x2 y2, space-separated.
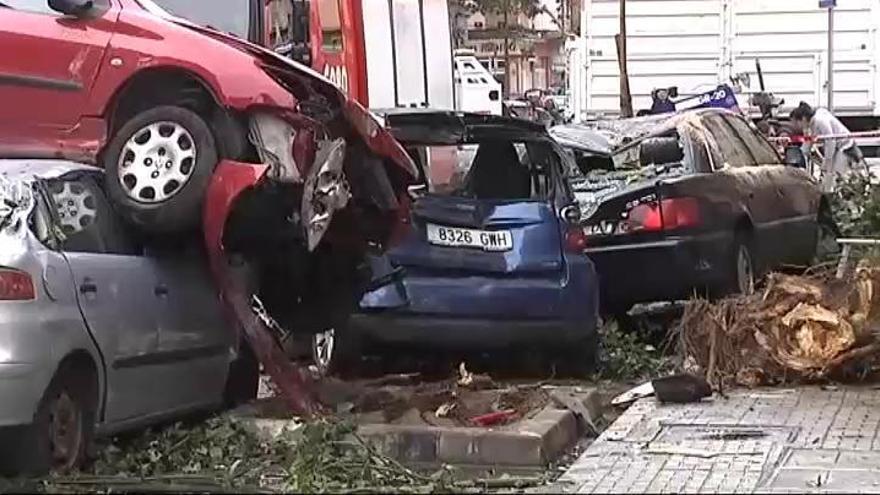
411 141 559 200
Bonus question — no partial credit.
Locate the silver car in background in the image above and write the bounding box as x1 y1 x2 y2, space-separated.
0 160 256 474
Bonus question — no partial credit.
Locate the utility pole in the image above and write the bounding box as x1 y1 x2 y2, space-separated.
820 0 836 110
503 0 511 97
616 0 633 117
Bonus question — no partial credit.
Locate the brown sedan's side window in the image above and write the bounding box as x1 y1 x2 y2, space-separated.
702 115 757 169
723 115 781 165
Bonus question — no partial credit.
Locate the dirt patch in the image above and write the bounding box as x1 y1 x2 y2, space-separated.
348 382 552 427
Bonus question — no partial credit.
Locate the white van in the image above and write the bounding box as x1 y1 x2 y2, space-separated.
454 49 503 115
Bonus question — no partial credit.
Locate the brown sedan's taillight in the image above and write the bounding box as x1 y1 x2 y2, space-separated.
0 268 35 301
565 226 589 253
626 197 702 232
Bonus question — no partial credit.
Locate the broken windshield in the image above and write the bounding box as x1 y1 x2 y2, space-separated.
0 176 32 231
410 140 558 201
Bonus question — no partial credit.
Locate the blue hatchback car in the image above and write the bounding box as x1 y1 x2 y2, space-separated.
310 111 600 375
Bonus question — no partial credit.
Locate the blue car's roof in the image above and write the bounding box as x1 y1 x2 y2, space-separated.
372 109 549 145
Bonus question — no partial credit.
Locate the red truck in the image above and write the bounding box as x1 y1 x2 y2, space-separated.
149 0 461 110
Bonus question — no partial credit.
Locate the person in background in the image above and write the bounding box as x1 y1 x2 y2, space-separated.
649 88 677 115
790 101 865 192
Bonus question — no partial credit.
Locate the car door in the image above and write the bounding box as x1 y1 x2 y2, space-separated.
145 238 234 413
722 113 819 263
0 1 118 150
701 113 786 266
45 172 166 424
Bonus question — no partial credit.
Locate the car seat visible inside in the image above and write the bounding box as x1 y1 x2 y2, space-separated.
466 142 532 200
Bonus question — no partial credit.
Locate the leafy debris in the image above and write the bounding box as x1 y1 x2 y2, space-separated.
41 416 543 493
596 320 671 381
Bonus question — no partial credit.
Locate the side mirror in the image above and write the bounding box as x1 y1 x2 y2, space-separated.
560 204 581 225
48 0 94 17
407 184 427 200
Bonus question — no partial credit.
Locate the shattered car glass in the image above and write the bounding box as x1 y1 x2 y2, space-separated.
562 121 689 219
0 175 32 231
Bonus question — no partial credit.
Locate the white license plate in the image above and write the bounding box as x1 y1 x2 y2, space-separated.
426 224 513 252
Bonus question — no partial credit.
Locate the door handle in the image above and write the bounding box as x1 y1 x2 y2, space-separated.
776 188 785 198
154 285 169 297
79 280 97 295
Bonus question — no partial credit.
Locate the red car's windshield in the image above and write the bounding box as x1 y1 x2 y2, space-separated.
138 0 253 40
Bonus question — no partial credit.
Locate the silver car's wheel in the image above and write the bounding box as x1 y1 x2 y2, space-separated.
8 365 96 475
117 121 197 203
47 391 83 471
312 328 336 373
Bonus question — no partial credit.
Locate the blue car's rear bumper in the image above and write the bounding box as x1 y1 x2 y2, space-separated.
354 254 599 348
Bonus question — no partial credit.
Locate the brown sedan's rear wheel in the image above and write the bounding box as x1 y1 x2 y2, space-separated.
719 235 757 297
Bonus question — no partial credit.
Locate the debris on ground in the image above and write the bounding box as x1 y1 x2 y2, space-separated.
40 417 545 494
469 410 518 427
678 261 880 388
548 388 601 435
611 382 655 406
598 319 672 381
651 373 713 404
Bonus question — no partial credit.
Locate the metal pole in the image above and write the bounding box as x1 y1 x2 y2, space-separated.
617 0 633 117
503 1 511 98
827 5 834 111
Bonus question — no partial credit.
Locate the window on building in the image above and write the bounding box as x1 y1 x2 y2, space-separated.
318 0 343 52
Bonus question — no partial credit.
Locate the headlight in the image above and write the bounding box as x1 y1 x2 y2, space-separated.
248 112 301 183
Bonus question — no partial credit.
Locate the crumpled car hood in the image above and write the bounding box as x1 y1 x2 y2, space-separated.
553 113 681 155
549 125 613 156
171 20 418 182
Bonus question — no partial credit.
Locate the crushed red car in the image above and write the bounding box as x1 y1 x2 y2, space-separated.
1 0 418 411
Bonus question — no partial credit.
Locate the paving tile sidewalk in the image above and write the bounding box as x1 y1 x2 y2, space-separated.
551 386 880 493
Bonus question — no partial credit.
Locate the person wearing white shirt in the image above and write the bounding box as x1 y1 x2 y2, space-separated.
790 101 865 192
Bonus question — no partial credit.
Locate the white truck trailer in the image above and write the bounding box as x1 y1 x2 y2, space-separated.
566 0 880 134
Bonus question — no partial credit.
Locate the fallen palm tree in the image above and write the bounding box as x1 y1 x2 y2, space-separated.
677 260 880 388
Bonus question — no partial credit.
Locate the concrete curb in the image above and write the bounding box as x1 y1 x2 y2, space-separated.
357 387 601 468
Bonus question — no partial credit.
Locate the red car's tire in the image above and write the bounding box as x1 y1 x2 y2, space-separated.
104 105 218 233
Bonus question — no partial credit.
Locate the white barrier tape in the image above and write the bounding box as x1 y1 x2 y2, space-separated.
769 130 880 143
